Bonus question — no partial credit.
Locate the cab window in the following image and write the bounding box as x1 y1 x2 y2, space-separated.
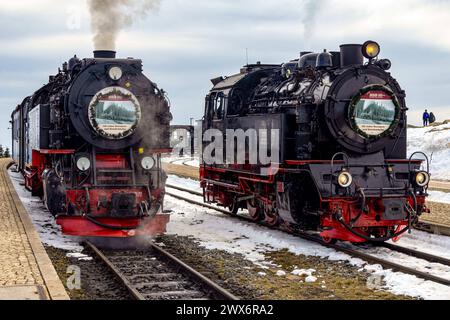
208 92 226 120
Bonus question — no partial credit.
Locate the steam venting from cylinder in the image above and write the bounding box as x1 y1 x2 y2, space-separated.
87 0 161 51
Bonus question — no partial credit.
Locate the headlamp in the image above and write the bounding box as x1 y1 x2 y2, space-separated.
141 156 155 171
108 66 123 81
338 171 353 188
76 157 91 172
362 41 381 59
415 171 430 187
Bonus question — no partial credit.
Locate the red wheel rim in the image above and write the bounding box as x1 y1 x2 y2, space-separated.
247 200 262 221
265 213 280 227
322 236 337 245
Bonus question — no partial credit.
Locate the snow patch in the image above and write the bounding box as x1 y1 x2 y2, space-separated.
66 252 93 261
408 124 450 180
167 175 202 192
292 268 316 277
8 170 83 253
305 276 318 283
428 190 450 204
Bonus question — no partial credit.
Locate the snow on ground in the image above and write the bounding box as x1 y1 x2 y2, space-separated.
8 169 84 254
428 190 450 204
164 193 450 300
346 242 450 281
184 158 200 167
408 123 450 181
162 155 200 167
167 175 202 192
389 230 450 260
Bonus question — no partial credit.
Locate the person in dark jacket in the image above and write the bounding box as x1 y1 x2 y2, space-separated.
423 110 430 127
430 112 436 124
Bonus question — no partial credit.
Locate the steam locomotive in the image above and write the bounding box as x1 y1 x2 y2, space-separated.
11 50 172 238
201 41 430 243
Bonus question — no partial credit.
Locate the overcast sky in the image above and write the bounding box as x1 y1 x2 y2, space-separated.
1 0 450 149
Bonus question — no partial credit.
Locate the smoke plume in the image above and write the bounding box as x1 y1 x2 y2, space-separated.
87 0 161 50
302 0 325 45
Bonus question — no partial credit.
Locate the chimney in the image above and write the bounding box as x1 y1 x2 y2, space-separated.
339 44 363 67
93 50 117 59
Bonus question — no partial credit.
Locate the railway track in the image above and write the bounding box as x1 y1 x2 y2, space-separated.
168 157 196 166
166 183 450 287
85 241 238 300
414 220 450 237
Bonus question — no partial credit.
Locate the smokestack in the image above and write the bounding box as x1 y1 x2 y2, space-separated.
93 50 117 59
340 44 364 67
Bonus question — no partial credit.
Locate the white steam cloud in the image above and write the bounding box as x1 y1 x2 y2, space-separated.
87 0 161 50
302 0 325 45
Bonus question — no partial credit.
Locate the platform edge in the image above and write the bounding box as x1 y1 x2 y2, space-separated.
3 160 70 300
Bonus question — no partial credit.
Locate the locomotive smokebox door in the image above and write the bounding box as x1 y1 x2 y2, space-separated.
111 193 137 218
382 199 406 221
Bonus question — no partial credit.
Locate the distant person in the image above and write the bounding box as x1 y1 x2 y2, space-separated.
430 112 436 124
423 110 430 127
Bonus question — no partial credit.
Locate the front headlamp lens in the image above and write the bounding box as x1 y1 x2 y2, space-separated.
141 157 155 170
76 157 91 172
338 171 353 188
362 41 380 59
415 172 430 187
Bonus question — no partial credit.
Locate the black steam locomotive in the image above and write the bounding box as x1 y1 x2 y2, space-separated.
11 50 172 238
201 41 430 243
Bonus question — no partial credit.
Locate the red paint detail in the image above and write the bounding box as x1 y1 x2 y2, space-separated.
386 159 423 164
285 160 345 165
201 165 227 173
277 181 285 193
24 150 48 194
56 215 170 238
320 197 413 242
39 149 76 155
320 227 367 243
96 154 127 169
286 159 423 166
392 225 408 243
199 166 205 184
66 188 152 216
361 90 391 100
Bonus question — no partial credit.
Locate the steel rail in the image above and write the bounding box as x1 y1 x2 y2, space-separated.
377 242 450 267
414 220 450 237
85 241 146 300
86 241 238 300
149 242 239 300
166 186 450 287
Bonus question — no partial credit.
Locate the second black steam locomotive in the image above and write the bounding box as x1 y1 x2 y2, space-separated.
11 50 172 238
201 41 430 243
